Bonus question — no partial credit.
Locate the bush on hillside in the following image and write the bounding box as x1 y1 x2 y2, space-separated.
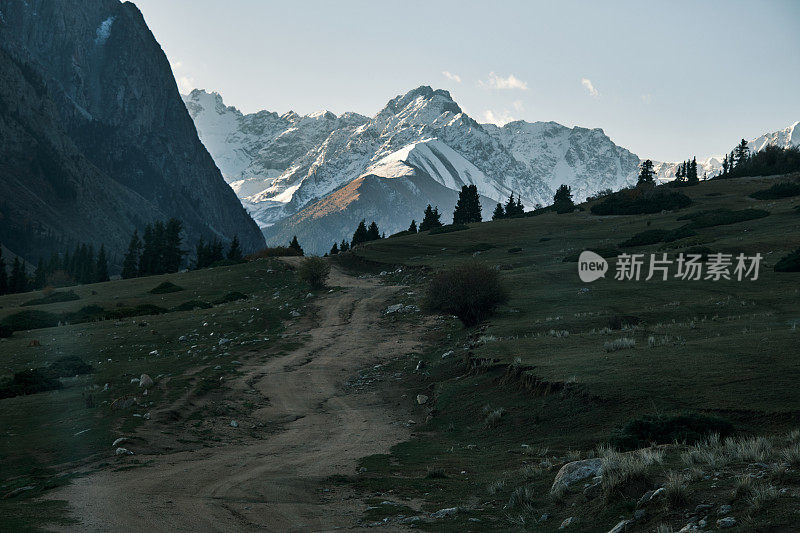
21 290 80 307
607 315 642 330
429 224 469 235
610 413 734 451
774 248 800 272
461 243 495 254
212 291 249 305
678 208 769 229
618 226 697 247
0 369 62 399
171 300 212 312
46 356 93 378
0 310 60 332
590 187 692 216
750 181 800 200
424 262 508 327
0 325 12 338
297 257 331 289
149 281 184 294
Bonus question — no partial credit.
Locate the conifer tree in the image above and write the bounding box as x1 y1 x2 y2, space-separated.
492 203 505 220
419 205 443 231
729 150 736 171
340 239 350 253
121 230 141 279
33 258 46 289
162 218 185 272
453 184 482 224
637 159 656 185
688 157 699 184
95 245 110 282
734 139 749 167
0 246 7 295
289 236 304 256
9 257 27 293
722 154 729 175
227 235 242 261
408 220 417 233
366 221 381 241
352 220 368 247
330 242 339 255
553 184 575 214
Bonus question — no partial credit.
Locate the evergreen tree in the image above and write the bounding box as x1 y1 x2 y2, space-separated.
351 220 368 247
9 257 27 293
139 224 156 276
675 161 687 183
227 235 242 261
366 221 381 241
33 258 46 289
419 205 443 231
722 154 729 175
0 246 7 295
330 242 339 255
121 230 142 279
492 203 505 220
637 159 656 185
734 139 749 167
729 150 736 171
162 218 185 272
288 235 304 256
408 220 417 233
688 157 699 184
452 184 482 224
340 239 350 253
503 192 524 217
553 184 575 214
95 245 110 282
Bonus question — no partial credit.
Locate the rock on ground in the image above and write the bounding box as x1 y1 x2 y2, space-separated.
139 374 154 389
550 458 603 494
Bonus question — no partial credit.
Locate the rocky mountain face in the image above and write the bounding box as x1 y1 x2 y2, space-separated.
186 86 641 253
0 0 264 265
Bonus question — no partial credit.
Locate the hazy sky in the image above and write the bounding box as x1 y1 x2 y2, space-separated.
134 0 800 162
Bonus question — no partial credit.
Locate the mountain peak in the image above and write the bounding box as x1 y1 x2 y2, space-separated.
379 85 461 119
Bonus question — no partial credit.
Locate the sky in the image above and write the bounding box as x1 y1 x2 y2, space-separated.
133 0 800 162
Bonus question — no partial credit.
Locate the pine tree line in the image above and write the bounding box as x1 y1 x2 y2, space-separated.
673 157 699 185
492 192 525 220
121 218 190 278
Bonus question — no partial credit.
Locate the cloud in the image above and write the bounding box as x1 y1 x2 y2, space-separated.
177 76 196 93
442 71 461 83
512 99 524 112
581 78 599 97
481 109 516 126
480 72 528 90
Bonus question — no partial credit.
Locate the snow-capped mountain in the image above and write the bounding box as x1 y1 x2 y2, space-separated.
654 121 800 181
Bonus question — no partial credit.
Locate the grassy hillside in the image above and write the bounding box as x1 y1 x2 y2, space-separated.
341 173 800 531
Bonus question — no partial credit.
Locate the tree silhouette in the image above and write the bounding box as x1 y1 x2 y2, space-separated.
227 235 242 261
637 159 656 185
289 236 304 256
553 184 575 214
366 221 381 241
121 230 141 279
453 184 482 224
419 205 443 231
492 203 505 220
408 220 417 233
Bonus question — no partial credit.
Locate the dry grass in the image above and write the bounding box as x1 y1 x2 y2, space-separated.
483 406 506 428
507 484 536 511
600 445 663 499
663 471 689 508
780 443 800 465
747 483 780 513
603 337 636 352
487 479 506 495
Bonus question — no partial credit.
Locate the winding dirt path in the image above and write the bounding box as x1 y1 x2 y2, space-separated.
48 262 425 532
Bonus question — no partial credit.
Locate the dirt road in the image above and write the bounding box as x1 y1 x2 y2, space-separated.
48 262 426 532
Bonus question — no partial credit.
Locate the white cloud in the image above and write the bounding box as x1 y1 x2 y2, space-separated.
581 78 599 97
481 109 516 126
480 72 528 90
442 71 461 83
177 75 196 93
512 99 524 111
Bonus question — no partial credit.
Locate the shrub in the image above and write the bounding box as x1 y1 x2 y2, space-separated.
172 300 212 312
64 305 106 323
483 406 506 428
678 208 769 229
46 356 93 378
429 224 469 235
0 325 12 338
608 315 641 330
212 291 249 305
297 257 331 289
424 262 508 327
600 446 661 499
388 230 414 239
590 188 692 216
774 248 800 272
750 181 800 200
425 467 447 479
610 413 734 451
1 310 60 332
149 281 184 294
21 290 80 307
0 369 62 399
461 243 494 254
562 247 620 262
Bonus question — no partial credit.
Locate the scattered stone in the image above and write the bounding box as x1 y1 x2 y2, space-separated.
230 420 239 428
636 490 655 508
441 350 453 358
717 516 737 528
430 507 457 519
633 509 646 521
415 360 426 371
607 519 631 533
115 447 133 456
110 396 137 410
550 459 603 494
143 412 151 420
3 485 36 499
112 437 129 447
718 504 732 515
385 304 404 314
694 503 713 514
649 487 666 501
148 349 158 356
559 516 575 529
416 394 429 405
290 310 301 318
139 374 154 389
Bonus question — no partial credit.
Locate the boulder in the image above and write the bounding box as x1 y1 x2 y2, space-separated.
559 516 575 529
430 507 457 519
115 447 133 456
716 517 737 529
607 520 631 533
385 304 404 314
112 437 129 447
416 394 429 405
139 374 154 389
110 396 137 410
550 459 603 494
